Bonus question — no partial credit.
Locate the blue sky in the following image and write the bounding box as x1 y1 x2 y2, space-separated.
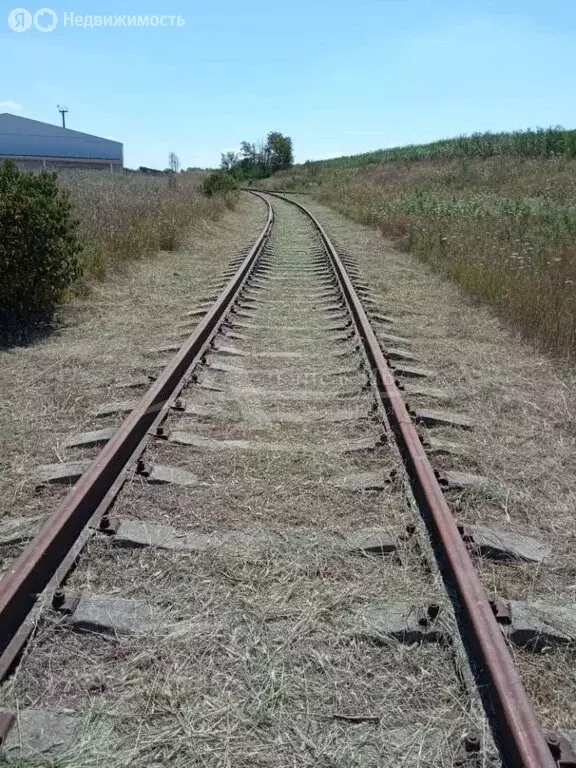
1 0 576 168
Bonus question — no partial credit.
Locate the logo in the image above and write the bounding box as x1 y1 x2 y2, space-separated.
7 7 58 32
34 7 58 31
8 8 32 31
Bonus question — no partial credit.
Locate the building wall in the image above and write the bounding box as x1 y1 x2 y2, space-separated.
5 156 123 172
0 114 123 167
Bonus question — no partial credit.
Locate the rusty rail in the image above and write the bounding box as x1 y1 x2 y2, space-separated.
262 191 556 768
0 198 274 679
0 188 557 767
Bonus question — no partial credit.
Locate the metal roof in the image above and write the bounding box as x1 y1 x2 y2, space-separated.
0 114 123 162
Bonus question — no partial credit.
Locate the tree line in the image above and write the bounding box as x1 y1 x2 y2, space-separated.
220 131 294 180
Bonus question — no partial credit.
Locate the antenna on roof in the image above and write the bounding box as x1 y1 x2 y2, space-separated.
57 105 68 129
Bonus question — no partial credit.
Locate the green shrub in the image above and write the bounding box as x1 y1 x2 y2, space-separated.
0 161 82 327
201 171 238 198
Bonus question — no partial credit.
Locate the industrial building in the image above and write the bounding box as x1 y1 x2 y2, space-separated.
0 114 123 171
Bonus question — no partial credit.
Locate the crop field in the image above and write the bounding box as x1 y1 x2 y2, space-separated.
260 129 576 358
304 127 576 170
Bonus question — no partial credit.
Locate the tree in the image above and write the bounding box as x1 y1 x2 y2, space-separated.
218 132 294 181
267 132 293 172
237 141 261 177
167 152 181 189
201 171 238 197
168 152 181 173
220 151 239 172
239 141 258 164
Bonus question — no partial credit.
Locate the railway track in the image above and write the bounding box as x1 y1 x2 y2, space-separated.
0 192 574 766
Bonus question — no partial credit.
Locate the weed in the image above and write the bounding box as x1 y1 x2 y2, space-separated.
288 132 576 358
56 170 234 284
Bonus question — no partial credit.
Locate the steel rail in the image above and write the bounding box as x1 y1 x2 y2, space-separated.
260 191 555 768
0 197 274 676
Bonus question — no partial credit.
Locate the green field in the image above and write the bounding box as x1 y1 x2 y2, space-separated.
303 127 576 170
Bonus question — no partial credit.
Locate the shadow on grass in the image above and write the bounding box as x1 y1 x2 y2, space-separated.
0 316 60 351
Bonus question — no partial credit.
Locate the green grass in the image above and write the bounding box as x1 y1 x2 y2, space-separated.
263 128 576 358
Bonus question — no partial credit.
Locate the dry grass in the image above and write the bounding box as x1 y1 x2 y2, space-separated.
0 194 265 573
58 170 237 283
313 158 576 358
300 197 576 562
107 199 404 533
115 442 403 533
0 194 495 767
511 645 576 730
297 197 576 729
263 155 576 357
1 541 480 767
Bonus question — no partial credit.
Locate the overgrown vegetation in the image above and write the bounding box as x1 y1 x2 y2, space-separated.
221 131 294 181
0 161 82 329
266 127 576 358
58 169 233 282
201 170 238 198
0 162 236 333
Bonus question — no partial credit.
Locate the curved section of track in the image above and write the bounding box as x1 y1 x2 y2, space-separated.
262 192 555 768
0 192 560 767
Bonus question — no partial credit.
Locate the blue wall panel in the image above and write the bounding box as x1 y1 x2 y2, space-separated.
0 114 123 163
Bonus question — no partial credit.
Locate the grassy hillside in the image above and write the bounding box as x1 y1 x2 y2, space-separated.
260 128 576 358
305 127 576 170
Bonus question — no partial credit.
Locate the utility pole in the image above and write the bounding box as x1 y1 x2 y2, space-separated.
57 105 68 129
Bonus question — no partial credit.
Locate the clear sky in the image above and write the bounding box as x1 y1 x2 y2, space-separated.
1 0 576 169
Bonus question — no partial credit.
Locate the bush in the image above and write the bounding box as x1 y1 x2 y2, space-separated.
0 161 82 327
201 171 238 198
